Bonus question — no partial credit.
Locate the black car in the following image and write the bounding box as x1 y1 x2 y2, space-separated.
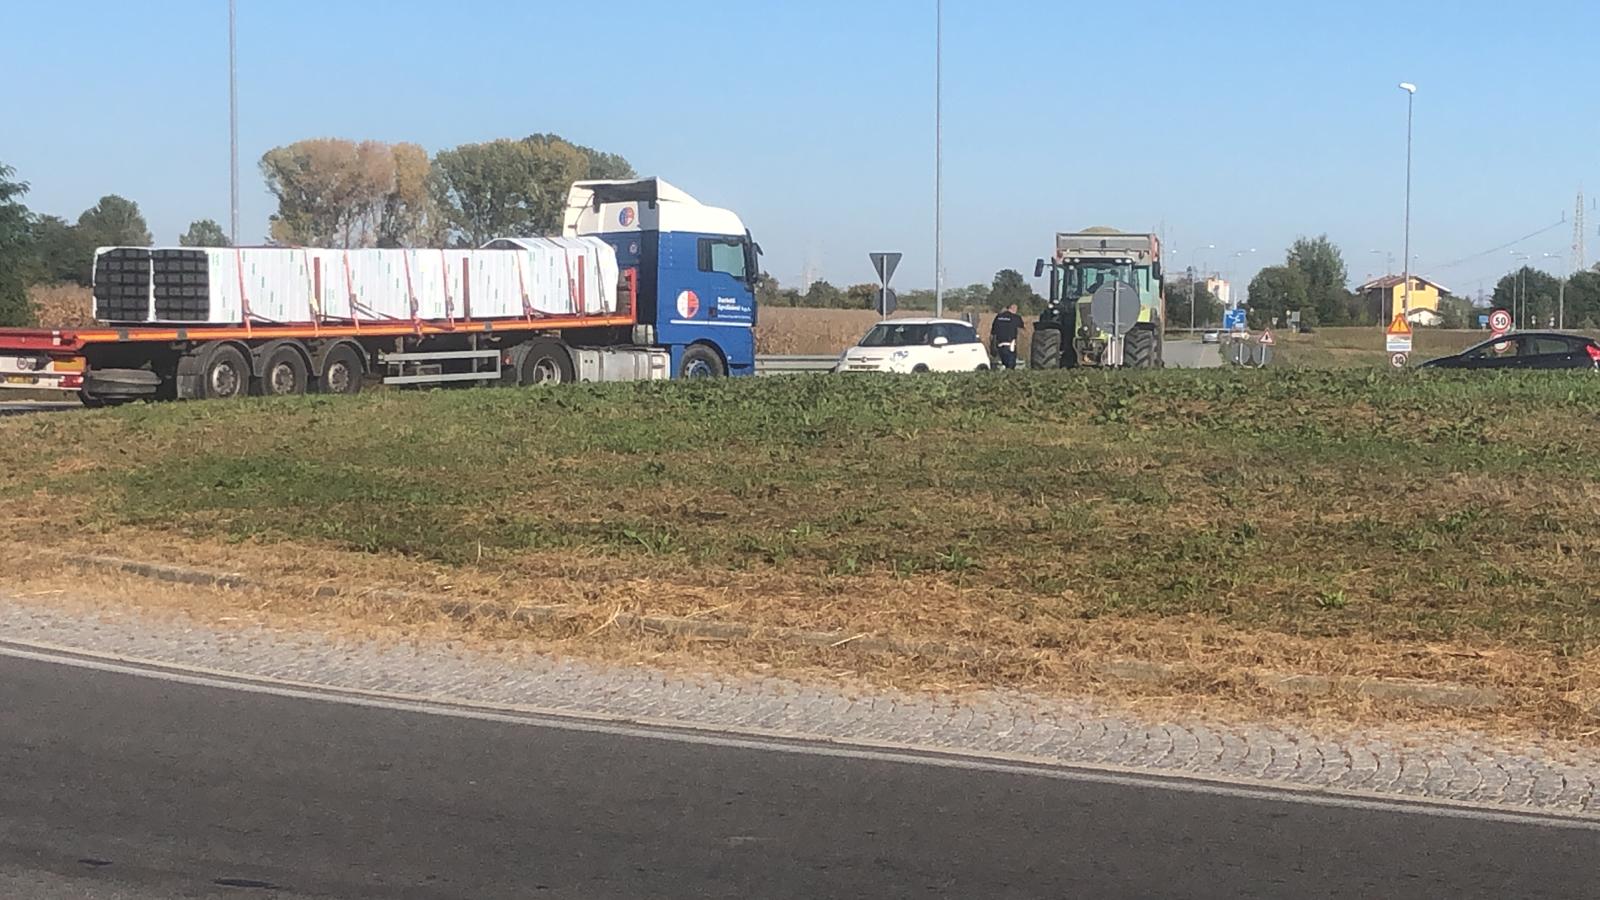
1419 331 1600 371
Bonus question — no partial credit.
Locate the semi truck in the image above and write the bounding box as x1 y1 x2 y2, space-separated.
0 178 760 404
1030 228 1165 369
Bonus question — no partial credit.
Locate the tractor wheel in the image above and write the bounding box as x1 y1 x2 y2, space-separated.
1125 327 1158 369
1030 327 1063 370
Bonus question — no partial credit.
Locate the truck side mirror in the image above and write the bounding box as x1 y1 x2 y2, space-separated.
1034 259 1046 279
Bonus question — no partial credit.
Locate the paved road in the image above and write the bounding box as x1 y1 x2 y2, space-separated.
1 651 1594 899
1163 338 1223 369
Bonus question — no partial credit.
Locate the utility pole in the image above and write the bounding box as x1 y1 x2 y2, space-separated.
1401 81 1414 318
934 0 944 318
229 0 239 246
1576 189 1588 274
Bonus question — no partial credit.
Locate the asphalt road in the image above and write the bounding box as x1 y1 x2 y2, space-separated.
1162 338 1223 369
0 650 1595 899
0 399 77 416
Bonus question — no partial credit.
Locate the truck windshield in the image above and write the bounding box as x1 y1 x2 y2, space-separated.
859 323 934 347
1063 263 1148 299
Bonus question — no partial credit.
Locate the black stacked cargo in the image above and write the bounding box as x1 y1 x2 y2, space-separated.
92 249 153 322
152 249 212 321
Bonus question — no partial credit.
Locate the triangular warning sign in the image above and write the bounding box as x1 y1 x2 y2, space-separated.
1388 313 1413 337
1258 329 1276 346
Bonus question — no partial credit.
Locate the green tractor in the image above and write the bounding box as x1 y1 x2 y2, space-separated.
1031 228 1165 369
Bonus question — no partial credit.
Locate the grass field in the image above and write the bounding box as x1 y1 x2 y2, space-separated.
3 368 1598 729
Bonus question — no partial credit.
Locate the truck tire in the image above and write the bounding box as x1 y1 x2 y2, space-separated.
679 344 725 379
1030 327 1062 370
317 344 365 395
518 339 574 386
1125 327 1158 369
197 344 250 400
256 344 309 397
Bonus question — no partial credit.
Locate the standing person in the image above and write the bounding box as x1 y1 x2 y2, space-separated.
990 303 1024 370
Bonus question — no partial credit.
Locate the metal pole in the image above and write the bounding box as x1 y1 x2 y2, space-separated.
1188 265 1196 333
1402 88 1414 319
934 0 943 318
229 0 239 246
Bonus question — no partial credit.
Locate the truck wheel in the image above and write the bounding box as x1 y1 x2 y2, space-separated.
318 345 365 395
1030 328 1062 369
198 344 250 400
1125 328 1158 369
518 340 575 386
679 345 725 379
257 344 309 397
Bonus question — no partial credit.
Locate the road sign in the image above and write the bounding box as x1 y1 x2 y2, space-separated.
1223 308 1248 332
1489 308 1513 336
1390 352 1409 369
1386 313 1413 354
1258 329 1276 346
869 252 902 285
879 287 898 317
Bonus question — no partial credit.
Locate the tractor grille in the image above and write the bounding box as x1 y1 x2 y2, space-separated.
92 249 152 321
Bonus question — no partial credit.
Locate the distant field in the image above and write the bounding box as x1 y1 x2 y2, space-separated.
4 369 1598 729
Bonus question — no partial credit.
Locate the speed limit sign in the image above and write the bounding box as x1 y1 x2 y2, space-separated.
1489 308 1513 336
1390 352 1409 369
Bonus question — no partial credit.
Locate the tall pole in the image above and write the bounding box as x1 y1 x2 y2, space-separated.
934 0 944 318
229 0 239 246
1400 83 1416 320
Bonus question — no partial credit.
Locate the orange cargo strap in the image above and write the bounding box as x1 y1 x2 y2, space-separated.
514 252 535 322
233 248 253 336
342 251 361 332
401 251 422 334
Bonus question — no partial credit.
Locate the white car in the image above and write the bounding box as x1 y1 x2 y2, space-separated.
835 318 993 373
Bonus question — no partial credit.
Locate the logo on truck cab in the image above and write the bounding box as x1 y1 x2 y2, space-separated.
676 290 701 318
618 207 636 227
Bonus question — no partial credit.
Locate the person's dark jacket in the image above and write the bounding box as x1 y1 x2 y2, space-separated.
991 311 1024 344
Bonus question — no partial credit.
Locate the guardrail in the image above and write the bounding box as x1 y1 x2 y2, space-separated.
755 355 838 376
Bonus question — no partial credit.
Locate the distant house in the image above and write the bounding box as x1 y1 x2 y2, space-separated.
1354 274 1450 326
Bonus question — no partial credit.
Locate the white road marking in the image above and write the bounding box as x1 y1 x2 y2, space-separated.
0 636 1594 832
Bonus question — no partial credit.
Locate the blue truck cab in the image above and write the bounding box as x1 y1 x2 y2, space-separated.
563 178 759 378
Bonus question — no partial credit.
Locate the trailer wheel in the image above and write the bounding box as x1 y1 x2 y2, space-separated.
1125 327 1158 369
1030 327 1063 370
318 345 365 395
257 344 309 397
198 344 250 400
517 340 574 386
679 345 725 380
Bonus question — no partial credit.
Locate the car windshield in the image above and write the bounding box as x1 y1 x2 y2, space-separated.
859 323 935 347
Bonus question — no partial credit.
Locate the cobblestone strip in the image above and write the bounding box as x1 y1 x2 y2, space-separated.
2 596 1597 817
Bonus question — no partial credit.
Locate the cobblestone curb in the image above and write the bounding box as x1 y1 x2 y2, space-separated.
1 594 1595 818
64 553 1505 711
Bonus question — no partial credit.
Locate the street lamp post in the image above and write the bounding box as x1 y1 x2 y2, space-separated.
1399 82 1417 321
934 0 943 318
1513 253 1531 328
229 0 239 246
1544 251 1566 329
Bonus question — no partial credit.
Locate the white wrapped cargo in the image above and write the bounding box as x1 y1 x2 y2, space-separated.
91 237 620 325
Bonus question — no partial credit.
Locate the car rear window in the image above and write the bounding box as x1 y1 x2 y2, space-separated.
1528 336 1580 355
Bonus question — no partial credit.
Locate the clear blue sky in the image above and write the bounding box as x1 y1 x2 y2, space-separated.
5 0 1599 296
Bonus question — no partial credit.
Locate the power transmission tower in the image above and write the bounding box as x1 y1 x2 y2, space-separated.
1574 189 1587 272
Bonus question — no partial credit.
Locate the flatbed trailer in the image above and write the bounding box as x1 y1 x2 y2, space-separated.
0 177 759 404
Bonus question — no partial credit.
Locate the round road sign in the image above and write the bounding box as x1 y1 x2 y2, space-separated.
1390 352 1409 369
1489 308 1513 335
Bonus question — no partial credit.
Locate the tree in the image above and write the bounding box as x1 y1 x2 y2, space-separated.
77 195 152 247
1286 235 1352 325
0 163 34 326
260 139 425 247
431 137 588 246
1565 271 1600 329
1165 275 1222 329
1437 292 1478 330
989 268 1042 312
524 133 636 181
179 218 230 247
1492 267 1563 329
1245 265 1309 328
755 272 783 308
31 215 94 284
845 283 879 310
803 279 843 309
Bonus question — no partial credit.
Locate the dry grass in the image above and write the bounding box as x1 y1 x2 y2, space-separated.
28 283 94 328
3 371 1598 738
